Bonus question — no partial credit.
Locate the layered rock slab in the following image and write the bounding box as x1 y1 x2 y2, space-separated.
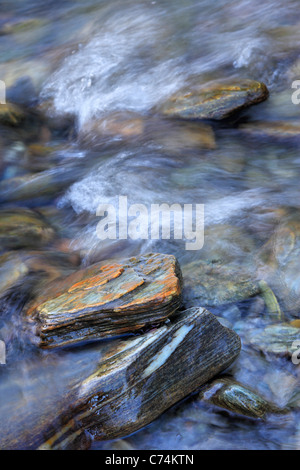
160 79 269 121
26 253 182 348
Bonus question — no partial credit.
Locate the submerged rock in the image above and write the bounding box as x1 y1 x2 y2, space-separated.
0 307 241 449
183 260 259 307
80 111 145 145
26 253 183 349
149 119 216 151
0 103 26 126
0 166 80 203
160 79 269 121
198 376 281 419
257 217 300 317
0 208 55 250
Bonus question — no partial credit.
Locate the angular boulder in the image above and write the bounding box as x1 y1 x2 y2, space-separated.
0 208 55 250
160 79 269 121
26 253 183 348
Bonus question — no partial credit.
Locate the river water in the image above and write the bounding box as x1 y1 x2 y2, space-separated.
0 0 299 450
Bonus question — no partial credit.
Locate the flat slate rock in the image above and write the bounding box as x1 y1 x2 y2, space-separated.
26 253 183 349
0 307 241 449
160 79 269 121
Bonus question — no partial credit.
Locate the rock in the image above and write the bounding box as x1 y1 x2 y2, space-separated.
247 323 300 357
149 119 216 152
26 253 183 349
0 248 81 302
0 307 241 449
80 111 145 146
240 121 300 142
0 252 28 298
0 17 47 35
257 217 300 317
0 102 26 126
290 320 300 328
198 376 281 419
0 208 55 250
76 307 241 440
0 353 93 449
0 166 80 203
6 76 38 107
183 259 259 308
160 79 269 121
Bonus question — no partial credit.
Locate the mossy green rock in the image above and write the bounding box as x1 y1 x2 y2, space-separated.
160 79 269 120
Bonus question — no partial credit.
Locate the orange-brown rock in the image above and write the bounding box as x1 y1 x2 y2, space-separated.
26 253 182 349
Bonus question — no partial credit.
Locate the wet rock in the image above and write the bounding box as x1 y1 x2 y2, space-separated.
149 119 216 152
6 76 38 107
240 121 300 143
0 250 76 302
77 307 241 440
247 323 300 357
26 253 183 349
0 252 28 298
198 376 280 419
183 259 259 308
0 307 241 449
257 217 300 317
0 103 26 126
160 79 269 121
0 208 55 250
258 280 284 321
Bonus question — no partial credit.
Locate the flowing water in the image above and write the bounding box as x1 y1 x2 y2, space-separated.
0 0 300 450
